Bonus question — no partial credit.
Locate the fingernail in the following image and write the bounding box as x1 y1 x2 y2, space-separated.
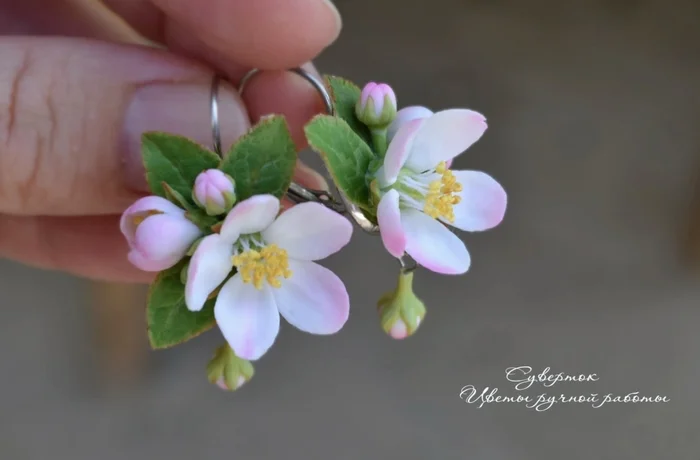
122 81 250 191
322 0 343 37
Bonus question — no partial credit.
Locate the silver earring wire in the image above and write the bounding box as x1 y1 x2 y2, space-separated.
210 75 223 155
212 70 415 269
229 68 380 235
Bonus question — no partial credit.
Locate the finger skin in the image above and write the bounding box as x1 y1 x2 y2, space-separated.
0 214 154 283
155 0 341 69
0 37 246 216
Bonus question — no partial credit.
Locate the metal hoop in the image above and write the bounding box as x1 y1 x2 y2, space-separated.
238 68 334 116
210 68 379 235
210 75 223 155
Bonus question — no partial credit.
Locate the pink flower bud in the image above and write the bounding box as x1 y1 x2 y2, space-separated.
356 82 397 128
193 169 236 216
377 271 426 340
120 196 202 272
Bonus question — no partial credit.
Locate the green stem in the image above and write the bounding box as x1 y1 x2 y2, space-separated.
371 128 388 158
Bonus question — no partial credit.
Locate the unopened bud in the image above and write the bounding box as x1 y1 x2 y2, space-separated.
377 270 426 339
206 344 254 391
356 82 397 129
192 169 236 216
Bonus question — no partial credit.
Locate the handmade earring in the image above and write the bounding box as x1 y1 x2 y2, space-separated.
119 68 507 392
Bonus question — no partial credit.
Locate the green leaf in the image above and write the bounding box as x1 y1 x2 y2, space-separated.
305 114 374 207
324 75 372 146
141 132 220 199
162 182 219 229
219 116 297 201
147 263 216 349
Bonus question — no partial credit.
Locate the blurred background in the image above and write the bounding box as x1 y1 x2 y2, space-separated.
3 0 700 458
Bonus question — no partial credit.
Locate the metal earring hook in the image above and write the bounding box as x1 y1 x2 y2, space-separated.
214 68 379 235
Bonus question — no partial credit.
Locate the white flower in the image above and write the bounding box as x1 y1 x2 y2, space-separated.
185 195 353 361
375 106 507 274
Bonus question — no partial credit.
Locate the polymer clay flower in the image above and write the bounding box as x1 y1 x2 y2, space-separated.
185 194 352 360
120 196 202 272
374 106 507 274
192 169 236 216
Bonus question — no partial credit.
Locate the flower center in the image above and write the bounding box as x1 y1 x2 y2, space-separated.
422 161 462 222
231 235 292 290
392 161 462 222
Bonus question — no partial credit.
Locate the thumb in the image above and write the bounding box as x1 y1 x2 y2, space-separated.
0 37 250 216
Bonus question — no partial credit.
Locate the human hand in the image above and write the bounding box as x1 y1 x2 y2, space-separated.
0 0 341 282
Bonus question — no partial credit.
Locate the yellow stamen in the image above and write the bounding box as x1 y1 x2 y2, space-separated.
231 244 292 290
132 210 163 227
423 161 462 222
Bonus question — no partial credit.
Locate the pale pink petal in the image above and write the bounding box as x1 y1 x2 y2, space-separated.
380 118 424 186
401 209 471 275
274 260 349 335
215 275 280 361
262 202 352 261
133 214 200 261
185 234 233 312
220 194 280 241
127 249 177 272
446 170 507 232
377 190 406 258
119 196 184 242
360 82 377 108
405 109 487 172
387 106 433 143
389 319 408 339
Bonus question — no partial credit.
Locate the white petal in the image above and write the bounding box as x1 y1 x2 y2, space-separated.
377 190 406 258
262 202 352 261
387 106 433 143
220 194 280 241
215 275 280 361
274 260 349 335
380 118 424 186
405 109 487 172
446 170 507 232
401 209 471 275
185 234 233 312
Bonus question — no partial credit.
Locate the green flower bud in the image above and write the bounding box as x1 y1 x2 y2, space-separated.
377 270 427 339
206 344 254 391
356 82 397 129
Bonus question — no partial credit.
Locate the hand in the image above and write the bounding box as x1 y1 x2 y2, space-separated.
0 0 341 282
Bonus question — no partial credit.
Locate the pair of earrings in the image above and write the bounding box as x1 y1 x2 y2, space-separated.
119 68 507 391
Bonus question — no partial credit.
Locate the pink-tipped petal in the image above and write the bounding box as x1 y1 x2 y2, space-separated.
262 202 353 261
274 260 349 335
220 194 280 241
387 106 433 143
214 275 280 361
127 249 177 272
119 195 184 242
381 118 424 186
401 209 471 275
132 214 200 261
389 319 408 339
447 170 507 232
405 109 487 172
360 82 377 108
185 234 233 312
377 190 406 258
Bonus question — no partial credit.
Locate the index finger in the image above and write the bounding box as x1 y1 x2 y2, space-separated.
151 0 342 70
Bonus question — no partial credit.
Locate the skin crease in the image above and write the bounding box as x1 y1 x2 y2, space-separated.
0 0 342 282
